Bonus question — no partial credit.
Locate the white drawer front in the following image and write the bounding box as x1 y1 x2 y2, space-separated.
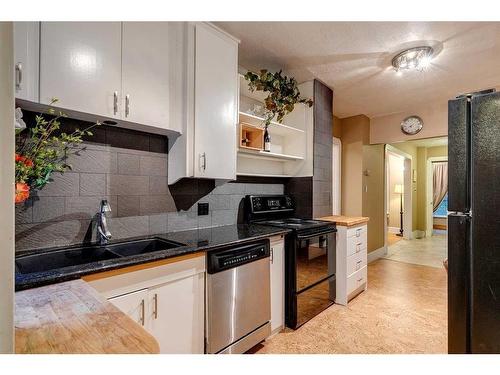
347 266 367 295
347 250 367 277
346 231 367 257
346 225 367 239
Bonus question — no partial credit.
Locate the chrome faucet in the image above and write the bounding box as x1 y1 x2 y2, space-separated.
97 199 112 245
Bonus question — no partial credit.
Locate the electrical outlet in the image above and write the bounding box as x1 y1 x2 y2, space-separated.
198 202 209 216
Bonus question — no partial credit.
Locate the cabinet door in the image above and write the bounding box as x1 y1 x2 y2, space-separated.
39 22 121 118
122 22 171 129
108 289 148 328
148 273 204 354
270 237 285 332
13 22 39 102
194 23 238 179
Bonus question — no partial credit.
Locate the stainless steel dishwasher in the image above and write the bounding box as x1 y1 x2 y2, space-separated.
206 239 271 354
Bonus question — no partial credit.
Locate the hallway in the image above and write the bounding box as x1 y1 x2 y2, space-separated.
384 233 448 268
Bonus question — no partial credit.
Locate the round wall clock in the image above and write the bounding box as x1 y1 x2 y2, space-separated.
401 116 423 135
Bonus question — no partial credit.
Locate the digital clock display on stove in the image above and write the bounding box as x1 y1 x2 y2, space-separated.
268 199 281 208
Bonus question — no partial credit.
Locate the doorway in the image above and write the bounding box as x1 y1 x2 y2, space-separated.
384 145 413 250
426 157 448 237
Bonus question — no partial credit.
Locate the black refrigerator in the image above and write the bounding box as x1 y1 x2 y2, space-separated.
448 89 500 353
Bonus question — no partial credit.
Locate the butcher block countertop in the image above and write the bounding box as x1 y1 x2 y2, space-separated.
15 279 159 354
319 215 370 227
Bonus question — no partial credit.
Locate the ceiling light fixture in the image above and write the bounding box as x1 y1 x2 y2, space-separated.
391 46 434 73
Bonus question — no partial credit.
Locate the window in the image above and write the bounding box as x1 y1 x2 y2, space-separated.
433 193 448 217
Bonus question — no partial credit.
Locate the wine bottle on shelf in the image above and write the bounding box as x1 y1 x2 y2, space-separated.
263 125 271 152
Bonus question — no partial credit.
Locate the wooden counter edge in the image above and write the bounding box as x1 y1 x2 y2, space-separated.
318 215 370 227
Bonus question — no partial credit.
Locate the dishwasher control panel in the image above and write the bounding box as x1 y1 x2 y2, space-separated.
207 240 270 274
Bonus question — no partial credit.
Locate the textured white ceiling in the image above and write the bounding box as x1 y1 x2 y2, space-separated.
216 22 500 118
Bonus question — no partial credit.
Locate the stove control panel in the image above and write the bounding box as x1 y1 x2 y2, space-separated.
246 195 294 214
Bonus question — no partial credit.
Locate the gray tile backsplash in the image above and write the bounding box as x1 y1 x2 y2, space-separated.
15 115 284 252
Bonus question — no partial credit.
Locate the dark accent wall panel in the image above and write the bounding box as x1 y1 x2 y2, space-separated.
312 80 333 218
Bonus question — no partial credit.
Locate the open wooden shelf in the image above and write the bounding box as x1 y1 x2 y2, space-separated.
238 112 304 136
238 148 304 162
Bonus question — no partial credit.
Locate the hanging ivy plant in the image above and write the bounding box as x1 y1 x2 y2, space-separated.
244 69 313 126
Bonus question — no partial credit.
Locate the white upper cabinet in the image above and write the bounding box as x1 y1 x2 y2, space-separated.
13 22 39 102
193 23 238 179
122 22 171 129
39 22 122 118
168 22 239 184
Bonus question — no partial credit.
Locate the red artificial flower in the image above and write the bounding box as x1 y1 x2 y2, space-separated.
15 183 30 204
15 153 34 167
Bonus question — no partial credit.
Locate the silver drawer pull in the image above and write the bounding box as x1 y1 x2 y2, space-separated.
356 243 362 252
15 62 22 90
113 91 118 115
125 94 130 117
153 293 158 319
140 299 145 326
357 278 364 283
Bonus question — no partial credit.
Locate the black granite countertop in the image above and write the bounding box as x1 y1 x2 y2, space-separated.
15 224 290 291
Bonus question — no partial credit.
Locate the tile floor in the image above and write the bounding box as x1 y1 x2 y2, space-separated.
251 259 447 354
383 233 448 268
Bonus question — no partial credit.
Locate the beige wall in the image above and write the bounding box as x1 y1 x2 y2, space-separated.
338 114 384 253
340 115 369 217
0 22 14 353
387 153 404 229
370 102 448 145
362 144 385 252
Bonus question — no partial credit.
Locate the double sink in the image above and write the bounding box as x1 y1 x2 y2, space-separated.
16 238 186 275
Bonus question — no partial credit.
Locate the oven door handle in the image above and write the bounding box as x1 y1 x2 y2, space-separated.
296 228 336 239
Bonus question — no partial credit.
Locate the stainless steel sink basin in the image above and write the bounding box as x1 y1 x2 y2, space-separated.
105 238 184 257
16 247 120 274
15 238 185 274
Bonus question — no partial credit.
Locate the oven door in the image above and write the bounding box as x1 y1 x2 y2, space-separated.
287 229 336 328
295 229 336 292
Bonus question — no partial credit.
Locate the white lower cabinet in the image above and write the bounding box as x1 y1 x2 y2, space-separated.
269 235 285 333
147 273 205 354
335 223 368 305
88 254 205 354
108 289 148 327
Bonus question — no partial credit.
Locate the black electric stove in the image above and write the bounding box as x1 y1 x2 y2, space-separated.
244 195 337 329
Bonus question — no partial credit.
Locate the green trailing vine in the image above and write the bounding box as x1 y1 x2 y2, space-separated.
244 69 313 126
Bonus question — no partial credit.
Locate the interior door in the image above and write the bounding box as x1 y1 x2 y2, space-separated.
148 273 205 354
108 289 148 328
39 22 121 118
122 22 171 129
194 23 238 179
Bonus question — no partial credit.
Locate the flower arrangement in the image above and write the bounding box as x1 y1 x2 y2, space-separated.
244 69 313 126
15 100 100 203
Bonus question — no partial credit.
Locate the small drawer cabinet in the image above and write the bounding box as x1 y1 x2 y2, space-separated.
333 218 369 305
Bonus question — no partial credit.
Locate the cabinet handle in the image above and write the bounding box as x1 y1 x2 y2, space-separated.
15 62 22 90
356 229 362 237
125 94 130 117
270 247 274 263
153 293 158 319
199 152 206 171
113 91 118 115
357 278 363 283
356 243 362 252
140 299 145 326
356 260 362 270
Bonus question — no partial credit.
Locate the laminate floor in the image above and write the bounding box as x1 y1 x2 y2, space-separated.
251 259 447 354
384 233 448 268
